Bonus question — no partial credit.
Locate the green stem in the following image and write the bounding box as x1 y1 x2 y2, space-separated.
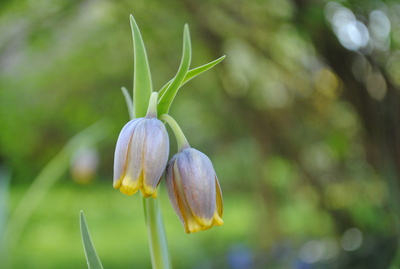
160 114 190 151
143 198 171 269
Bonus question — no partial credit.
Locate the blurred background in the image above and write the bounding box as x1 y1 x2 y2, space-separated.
1 0 400 268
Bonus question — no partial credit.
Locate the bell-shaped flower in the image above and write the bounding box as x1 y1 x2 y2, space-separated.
113 116 169 198
113 92 169 198
165 147 223 233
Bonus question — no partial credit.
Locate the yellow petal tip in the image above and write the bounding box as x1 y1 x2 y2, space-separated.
119 186 139 196
213 213 224 226
118 179 141 196
141 185 157 198
113 178 123 189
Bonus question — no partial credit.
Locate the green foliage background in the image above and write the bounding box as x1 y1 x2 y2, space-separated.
1 0 400 268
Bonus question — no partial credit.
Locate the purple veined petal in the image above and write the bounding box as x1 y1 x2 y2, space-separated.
172 161 205 234
113 118 142 188
123 119 147 189
165 157 186 226
177 149 216 226
142 118 169 195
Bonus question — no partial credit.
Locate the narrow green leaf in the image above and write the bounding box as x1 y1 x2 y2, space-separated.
157 24 192 116
157 81 172 101
183 55 225 85
0 165 10 265
158 55 226 99
130 14 152 118
121 87 134 120
80 211 104 269
0 166 10 241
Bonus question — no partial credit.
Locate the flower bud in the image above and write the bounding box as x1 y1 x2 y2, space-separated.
165 148 223 233
113 117 169 198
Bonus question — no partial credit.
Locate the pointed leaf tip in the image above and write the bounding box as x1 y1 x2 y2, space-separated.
129 14 136 25
130 14 153 117
184 23 189 31
181 55 226 86
80 211 104 269
157 23 192 116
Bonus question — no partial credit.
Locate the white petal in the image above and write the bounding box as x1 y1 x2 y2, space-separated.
124 119 147 184
142 119 170 191
113 118 141 183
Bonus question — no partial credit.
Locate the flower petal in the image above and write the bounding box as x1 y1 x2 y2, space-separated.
177 149 215 225
119 172 142 196
113 118 141 188
142 118 169 196
215 176 223 217
166 157 187 226
123 119 146 185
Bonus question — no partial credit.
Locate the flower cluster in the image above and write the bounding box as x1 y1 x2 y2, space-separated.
113 93 223 233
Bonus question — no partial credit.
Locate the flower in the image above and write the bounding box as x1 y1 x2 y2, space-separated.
165 148 223 233
70 147 99 184
113 117 169 198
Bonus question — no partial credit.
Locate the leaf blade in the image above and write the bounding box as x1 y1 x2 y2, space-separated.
130 14 153 118
183 55 225 85
158 55 225 99
80 211 104 269
121 87 134 120
157 24 192 116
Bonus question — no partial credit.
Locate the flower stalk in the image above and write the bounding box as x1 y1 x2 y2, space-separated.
160 114 189 151
144 198 171 269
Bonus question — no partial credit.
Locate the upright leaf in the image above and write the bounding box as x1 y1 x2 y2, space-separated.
80 211 104 269
157 24 192 116
130 15 153 118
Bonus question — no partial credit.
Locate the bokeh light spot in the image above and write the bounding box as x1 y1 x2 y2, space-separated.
341 228 363 251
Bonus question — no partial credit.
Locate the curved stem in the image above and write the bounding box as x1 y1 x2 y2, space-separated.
160 114 190 151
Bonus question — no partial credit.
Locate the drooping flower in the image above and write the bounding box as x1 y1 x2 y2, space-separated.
113 116 169 198
165 147 223 233
113 92 169 198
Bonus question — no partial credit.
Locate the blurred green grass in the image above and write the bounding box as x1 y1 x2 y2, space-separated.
7 181 256 269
